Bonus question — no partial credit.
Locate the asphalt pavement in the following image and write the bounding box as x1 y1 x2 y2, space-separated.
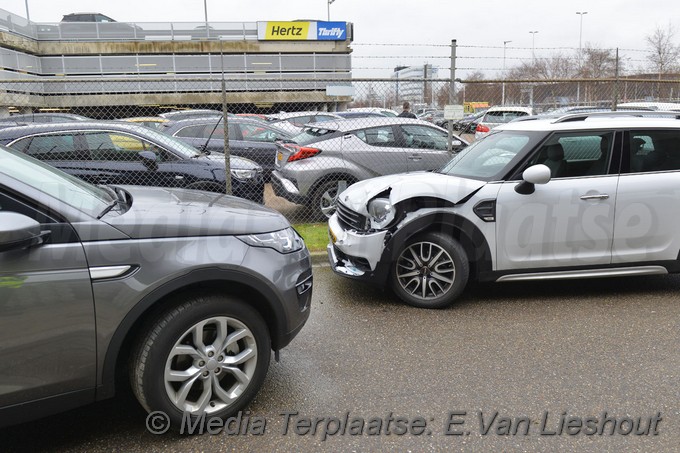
3 265 680 452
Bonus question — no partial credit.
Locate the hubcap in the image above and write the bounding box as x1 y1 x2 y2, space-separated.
319 188 338 218
164 316 258 415
396 241 455 300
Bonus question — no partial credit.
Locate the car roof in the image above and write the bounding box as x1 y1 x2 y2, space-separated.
484 106 534 114
163 116 292 135
497 111 680 132
300 117 452 133
267 111 343 120
0 121 159 139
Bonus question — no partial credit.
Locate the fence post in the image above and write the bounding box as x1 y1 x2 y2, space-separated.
613 48 619 111
220 41 232 196
448 39 457 152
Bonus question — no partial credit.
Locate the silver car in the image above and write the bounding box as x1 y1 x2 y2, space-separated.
271 117 467 219
0 146 312 428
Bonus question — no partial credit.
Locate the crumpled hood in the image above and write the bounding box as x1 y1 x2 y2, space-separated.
338 172 487 215
105 186 288 238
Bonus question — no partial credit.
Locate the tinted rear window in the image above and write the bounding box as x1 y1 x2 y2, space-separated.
292 127 338 146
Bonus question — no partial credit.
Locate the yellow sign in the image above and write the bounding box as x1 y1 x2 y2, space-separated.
262 22 311 40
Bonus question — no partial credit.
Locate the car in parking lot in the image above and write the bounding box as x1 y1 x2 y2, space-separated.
0 122 265 203
474 106 533 140
328 111 680 308
271 117 468 219
265 111 343 135
163 117 293 180
0 145 312 428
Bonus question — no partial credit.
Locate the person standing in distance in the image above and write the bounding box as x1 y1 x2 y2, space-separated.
398 101 417 118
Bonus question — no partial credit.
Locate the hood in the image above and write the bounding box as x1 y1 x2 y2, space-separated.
339 172 486 215
204 153 261 170
105 186 288 238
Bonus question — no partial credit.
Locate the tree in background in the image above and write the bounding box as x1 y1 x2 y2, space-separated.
646 24 680 76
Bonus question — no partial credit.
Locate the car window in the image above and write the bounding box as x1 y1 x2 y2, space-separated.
629 130 680 172
399 125 448 150
314 115 338 123
10 134 84 160
175 125 206 138
239 124 283 142
292 126 337 146
288 115 312 127
0 146 111 216
354 126 397 147
484 111 529 123
85 132 174 162
440 131 542 181
525 131 615 178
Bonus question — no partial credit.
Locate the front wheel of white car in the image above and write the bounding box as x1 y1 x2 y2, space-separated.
390 232 469 309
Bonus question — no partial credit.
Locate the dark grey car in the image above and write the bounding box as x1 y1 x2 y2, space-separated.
164 117 292 179
0 146 312 428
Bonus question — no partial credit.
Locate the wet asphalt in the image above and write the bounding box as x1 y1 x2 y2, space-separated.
2 265 680 452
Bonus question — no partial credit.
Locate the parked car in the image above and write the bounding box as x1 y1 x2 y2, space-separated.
271 117 468 219
0 122 265 203
163 117 293 180
327 111 680 309
265 111 344 135
474 106 533 140
334 111 386 119
347 107 399 117
118 116 170 130
448 111 485 133
60 12 144 39
8 112 90 123
159 109 225 122
0 145 312 428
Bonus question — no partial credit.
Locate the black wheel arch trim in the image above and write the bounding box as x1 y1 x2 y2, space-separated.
98 266 290 400
371 211 493 286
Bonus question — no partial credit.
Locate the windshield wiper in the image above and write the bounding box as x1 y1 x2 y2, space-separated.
96 186 129 219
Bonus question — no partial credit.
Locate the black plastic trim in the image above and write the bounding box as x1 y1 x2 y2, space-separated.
0 389 95 428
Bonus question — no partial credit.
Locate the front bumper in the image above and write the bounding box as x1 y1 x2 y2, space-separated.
270 170 308 205
327 213 391 285
232 179 265 204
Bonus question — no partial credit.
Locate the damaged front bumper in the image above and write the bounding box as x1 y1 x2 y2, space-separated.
327 212 388 279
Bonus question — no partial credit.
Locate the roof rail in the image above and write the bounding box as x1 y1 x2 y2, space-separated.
552 110 680 123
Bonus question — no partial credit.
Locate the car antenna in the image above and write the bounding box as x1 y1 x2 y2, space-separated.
201 117 223 155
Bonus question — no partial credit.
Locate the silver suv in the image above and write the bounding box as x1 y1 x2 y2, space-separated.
328 111 680 308
0 146 312 428
271 117 467 219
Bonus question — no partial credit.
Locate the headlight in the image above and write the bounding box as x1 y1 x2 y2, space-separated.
368 198 396 229
231 168 259 180
236 227 304 254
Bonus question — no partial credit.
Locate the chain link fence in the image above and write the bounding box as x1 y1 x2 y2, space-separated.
1 77 679 224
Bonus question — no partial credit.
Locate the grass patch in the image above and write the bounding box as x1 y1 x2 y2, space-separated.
293 223 329 252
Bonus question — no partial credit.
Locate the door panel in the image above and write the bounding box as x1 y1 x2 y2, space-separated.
342 126 409 176
495 176 618 270
0 196 95 407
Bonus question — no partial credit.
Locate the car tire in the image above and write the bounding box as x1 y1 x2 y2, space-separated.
389 232 469 309
309 179 346 220
130 293 271 429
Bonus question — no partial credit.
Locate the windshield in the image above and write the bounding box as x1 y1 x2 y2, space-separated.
291 126 339 146
136 126 202 158
439 131 543 181
0 146 113 216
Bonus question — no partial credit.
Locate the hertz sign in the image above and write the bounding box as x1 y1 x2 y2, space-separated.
257 21 347 41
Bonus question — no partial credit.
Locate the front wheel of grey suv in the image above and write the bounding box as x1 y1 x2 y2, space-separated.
390 232 469 309
130 294 271 429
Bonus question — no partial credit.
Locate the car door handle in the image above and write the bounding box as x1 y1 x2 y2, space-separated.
408 155 422 161
580 194 609 200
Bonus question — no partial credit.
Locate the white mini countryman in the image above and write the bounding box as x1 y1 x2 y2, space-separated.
327 112 680 308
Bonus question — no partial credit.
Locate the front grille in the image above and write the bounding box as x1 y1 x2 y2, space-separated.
337 202 367 230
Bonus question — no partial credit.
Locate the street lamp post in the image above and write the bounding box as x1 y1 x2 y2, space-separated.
502 40 512 105
529 31 538 63
203 0 209 37
576 11 588 103
328 0 336 21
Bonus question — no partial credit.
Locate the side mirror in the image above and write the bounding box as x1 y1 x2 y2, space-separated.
138 151 159 170
515 164 551 195
0 212 50 253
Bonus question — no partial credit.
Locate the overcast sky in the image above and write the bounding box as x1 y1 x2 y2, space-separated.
3 0 675 77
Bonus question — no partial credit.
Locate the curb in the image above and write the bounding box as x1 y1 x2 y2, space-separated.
310 250 328 266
